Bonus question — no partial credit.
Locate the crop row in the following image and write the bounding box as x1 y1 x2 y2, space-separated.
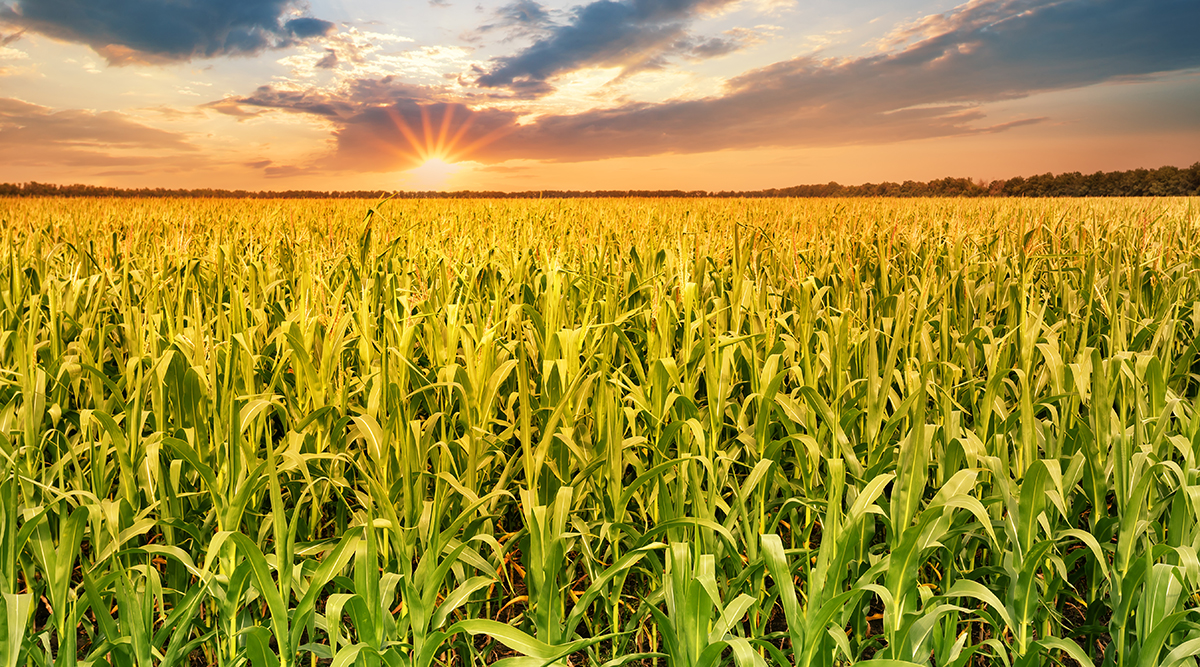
0 197 1198 666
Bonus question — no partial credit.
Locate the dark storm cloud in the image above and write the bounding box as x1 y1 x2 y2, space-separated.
221 0 1200 171
475 0 741 94
0 0 335 64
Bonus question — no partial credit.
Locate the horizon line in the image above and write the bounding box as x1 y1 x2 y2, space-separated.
2 162 1197 199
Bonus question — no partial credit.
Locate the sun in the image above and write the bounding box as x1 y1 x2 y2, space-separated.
407 155 461 188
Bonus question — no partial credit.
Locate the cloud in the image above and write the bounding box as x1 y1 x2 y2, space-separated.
212 82 518 173
0 97 202 169
211 85 357 119
202 97 269 119
0 0 334 64
138 105 206 120
272 29 472 84
225 0 1200 171
208 77 442 120
315 49 338 69
475 0 743 95
475 163 532 173
485 0 1200 157
478 0 555 34
675 27 761 60
331 102 519 170
284 17 334 39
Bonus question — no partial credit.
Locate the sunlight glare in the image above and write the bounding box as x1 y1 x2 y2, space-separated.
385 103 514 186
406 156 460 189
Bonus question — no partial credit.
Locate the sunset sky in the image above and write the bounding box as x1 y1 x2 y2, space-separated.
1 0 1197 191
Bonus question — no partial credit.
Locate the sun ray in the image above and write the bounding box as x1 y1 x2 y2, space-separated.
444 120 515 163
435 104 455 158
420 105 436 162
382 103 517 175
386 106 426 166
442 113 478 161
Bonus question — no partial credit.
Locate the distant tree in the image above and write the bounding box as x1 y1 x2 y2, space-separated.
2 162 1197 199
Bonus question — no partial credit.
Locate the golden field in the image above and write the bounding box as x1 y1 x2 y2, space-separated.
0 196 1198 667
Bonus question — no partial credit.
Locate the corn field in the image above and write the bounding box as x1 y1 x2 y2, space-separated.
2 196 1200 667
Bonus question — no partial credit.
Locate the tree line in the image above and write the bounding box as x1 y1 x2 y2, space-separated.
2 162 1197 199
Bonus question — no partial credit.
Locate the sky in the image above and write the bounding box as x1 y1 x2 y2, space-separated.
0 0 1198 191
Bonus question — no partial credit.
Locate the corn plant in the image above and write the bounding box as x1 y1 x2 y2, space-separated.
0 195 1197 665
